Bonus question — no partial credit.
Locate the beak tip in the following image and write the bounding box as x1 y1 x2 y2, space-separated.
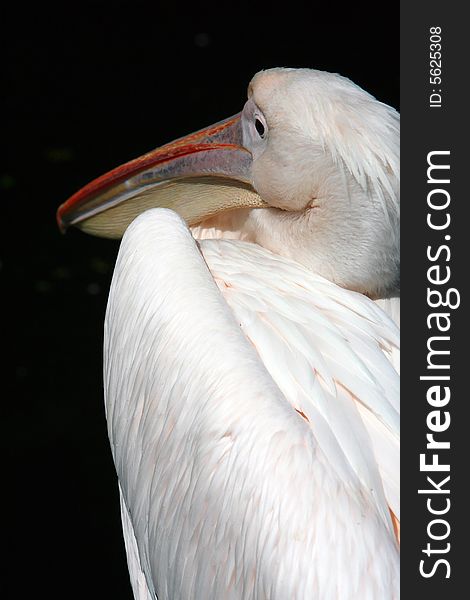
56 205 68 234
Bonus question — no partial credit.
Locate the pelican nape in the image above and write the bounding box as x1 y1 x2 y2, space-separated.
58 68 400 599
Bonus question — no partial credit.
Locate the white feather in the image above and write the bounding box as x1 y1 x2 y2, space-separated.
104 209 399 600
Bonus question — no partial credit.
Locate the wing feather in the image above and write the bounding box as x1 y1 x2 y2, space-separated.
105 209 399 599
202 238 400 523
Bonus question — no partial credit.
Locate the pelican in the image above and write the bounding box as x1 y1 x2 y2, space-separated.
57 68 400 599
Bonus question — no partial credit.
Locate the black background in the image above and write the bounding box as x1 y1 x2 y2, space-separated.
4 2 399 598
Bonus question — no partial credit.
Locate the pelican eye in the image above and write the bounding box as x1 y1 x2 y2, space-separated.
255 118 265 138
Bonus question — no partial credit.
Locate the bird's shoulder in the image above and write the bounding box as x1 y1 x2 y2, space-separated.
201 238 400 523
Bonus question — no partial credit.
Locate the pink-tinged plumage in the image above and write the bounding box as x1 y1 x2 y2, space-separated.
60 67 400 599
105 210 399 600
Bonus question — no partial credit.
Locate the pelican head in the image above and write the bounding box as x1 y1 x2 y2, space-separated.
57 68 400 299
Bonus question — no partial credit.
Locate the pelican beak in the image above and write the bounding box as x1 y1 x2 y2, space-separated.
57 114 265 239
